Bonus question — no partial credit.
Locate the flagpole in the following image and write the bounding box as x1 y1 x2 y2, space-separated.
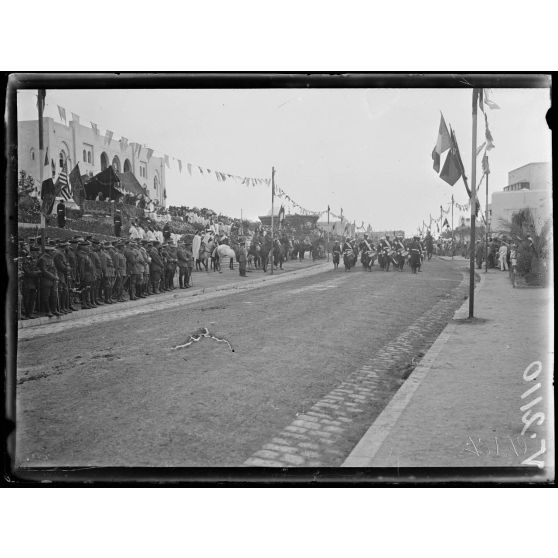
451 194 454 260
469 89 479 318
271 166 275 275
327 206 330 262
485 160 489 273
38 89 46 252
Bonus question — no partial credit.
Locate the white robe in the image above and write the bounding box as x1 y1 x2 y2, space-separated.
192 235 202 259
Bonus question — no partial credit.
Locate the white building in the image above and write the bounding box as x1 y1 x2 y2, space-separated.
490 162 552 232
18 116 167 207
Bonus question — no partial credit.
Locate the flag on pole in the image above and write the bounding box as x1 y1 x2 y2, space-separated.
484 113 495 150
40 177 56 216
91 122 99 136
476 141 486 156
483 89 501 110
120 137 128 151
146 148 154 161
439 141 462 186
69 163 86 206
165 155 170 168
432 112 452 173
105 130 113 145
57 105 67 123
44 146 49 166
278 205 285 224
443 218 449 228
71 113 80 124
55 164 72 201
482 154 490 175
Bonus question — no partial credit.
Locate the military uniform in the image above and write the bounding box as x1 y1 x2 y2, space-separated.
53 242 71 313
77 243 95 308
166 243 178 289
177 243 192 288
124 242 139 300
114 243 127 301
148 242 164 293
37 246 60 316
90 243 103 305
139 242 151 296
21 247 42 318
102 243 116 302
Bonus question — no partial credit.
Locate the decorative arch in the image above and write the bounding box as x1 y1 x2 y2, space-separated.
112 155 121 173
123 158 132 173
100 152 109 171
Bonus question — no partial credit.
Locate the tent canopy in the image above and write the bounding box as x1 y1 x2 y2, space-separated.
84 166 123 201
118 171 147 197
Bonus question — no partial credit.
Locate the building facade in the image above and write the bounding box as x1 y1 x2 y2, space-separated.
18 117 167 207
491 162 551 232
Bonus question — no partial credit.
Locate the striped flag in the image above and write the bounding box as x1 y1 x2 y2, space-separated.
55 164 72 201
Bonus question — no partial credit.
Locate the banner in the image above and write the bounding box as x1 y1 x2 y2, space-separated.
40 178 56 216
57 105 67 123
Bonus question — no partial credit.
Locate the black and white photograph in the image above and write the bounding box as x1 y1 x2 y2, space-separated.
5 73 553 482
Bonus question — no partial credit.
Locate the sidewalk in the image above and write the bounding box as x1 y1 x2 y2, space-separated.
343 265 554 478
17 257 329 332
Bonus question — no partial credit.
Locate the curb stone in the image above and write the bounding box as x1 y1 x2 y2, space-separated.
341 270 484 467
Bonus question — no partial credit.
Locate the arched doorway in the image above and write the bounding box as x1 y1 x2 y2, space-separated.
100 152 109 171
112 155 121 173
123 158 132 172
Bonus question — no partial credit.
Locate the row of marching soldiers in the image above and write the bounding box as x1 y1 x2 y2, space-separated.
18 236 194 319
335 233 425 273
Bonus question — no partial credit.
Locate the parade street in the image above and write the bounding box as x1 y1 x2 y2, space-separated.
16 257 469 468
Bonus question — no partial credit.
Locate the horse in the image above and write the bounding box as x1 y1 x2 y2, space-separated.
216 244 236 271
273 240 286 269
198 242 210 272
260 236 272 272
248 240 261 269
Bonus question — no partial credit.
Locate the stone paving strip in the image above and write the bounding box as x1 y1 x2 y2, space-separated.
244 272 469 467
18 262 330 340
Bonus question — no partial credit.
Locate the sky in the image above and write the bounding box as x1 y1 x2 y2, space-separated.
17 86 552 236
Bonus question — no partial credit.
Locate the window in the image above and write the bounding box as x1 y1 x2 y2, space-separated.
83 144 93 165
59 151 66 168
140 162 147 178
30 148 35 161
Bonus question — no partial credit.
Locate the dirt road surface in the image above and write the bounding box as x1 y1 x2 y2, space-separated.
15 257 468 467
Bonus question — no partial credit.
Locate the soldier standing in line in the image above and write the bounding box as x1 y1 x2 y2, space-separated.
77 241 95 309
102 241 116 303
177 241 190 288
53 240 71 314
139 240 151 296
124 240 139 300
115 241 128 302
159 243 169 291
66 239 79 310
21 246 42 319
37 243 60 317
90 240 104 305
132 240 147 298
166 240 178 290
148 240 164 294
107 241 120 302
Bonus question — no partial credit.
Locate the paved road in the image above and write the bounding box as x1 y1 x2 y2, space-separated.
15 257 469 467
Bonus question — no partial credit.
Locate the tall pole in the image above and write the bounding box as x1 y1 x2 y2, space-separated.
485 159 489 273
440 205 443 239
271 166 275 275
469 89 478 319
451 194 454 260
327 205 330 262
38 89 46 251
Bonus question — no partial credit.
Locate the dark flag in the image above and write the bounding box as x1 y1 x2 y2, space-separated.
40 178 56 216
278 204 285 224
449 128 481 216
432 112 451 173
443 218 449 228
439 144 462 186
69 163 86 206
44 146 49 166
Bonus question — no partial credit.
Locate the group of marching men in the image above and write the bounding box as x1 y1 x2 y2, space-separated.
18 236 195 319
332 233 426 274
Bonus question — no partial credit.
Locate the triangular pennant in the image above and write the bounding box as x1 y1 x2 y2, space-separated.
71 113 80 124
187 163 192 175
476 141 486 156
178 159 182 173
484 89 501 110
105 130 113 145
91 122 99 136
165 155 170 168
484 113 495 150
146 148 154 161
